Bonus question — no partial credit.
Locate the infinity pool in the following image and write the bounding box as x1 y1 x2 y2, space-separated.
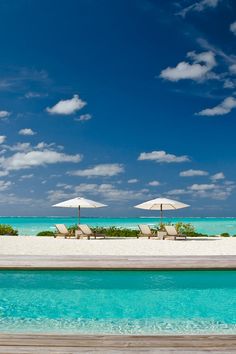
0 270 235 334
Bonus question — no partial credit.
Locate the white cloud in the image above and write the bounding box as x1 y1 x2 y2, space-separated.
25 92 46 98
0 142 82 176
160 51 216 82
180 169 208 177
48 183 151 203
20 174 34 180
196 96 236 116
0 111 11 118
138 150 190 163
18 128 37 136
128 179 139 184
75 114 92 122
0 180 11 191
5 142 31 152
167 179 235 200
188 183 216 191
46 94 86 115
229 64 236 74
211 172 225 181
178 0 221 17
230 21 236 36
0 136 6 144
69 163 124 177
223 79 235 89
188 182 234 200
148 180 160 186
1 150 82 171
167 189 190 196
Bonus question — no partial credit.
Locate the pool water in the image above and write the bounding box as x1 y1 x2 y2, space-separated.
0 270 235 334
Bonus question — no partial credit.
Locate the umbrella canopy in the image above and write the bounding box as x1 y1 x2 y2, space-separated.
53 197 107 224
134 197 189 221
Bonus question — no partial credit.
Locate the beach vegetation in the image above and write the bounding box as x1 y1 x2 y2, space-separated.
0 224 18 236
37 231 55 236
220 232 230 237
174 222 208 237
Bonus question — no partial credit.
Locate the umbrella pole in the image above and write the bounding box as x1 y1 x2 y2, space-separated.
78 206 81 225
160 204 163 229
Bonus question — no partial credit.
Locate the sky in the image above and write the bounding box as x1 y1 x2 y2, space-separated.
0 0 236 217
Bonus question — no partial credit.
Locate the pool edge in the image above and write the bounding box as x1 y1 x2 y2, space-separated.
0 255 236 269
0 333 236 351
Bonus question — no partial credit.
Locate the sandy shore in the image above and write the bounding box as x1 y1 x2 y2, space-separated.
0 236 235 256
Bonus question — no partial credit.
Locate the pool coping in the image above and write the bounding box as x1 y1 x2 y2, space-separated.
0 255 236 269
0 333 236 352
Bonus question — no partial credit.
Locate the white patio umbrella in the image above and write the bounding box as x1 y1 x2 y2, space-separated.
134 197 189 222
53 197 107 224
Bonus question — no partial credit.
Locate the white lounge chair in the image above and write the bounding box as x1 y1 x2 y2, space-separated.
138 224 156 239
54 224 74 238
78 224 106 239
164 225 187 240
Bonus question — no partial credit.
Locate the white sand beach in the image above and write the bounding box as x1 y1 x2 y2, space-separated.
0 236 236 256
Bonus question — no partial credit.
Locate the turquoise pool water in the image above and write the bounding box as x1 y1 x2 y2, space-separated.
0 270 236 334
1 216 236 235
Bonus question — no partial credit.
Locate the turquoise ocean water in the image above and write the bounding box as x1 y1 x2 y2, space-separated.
1 216 236 236
0 270 235 334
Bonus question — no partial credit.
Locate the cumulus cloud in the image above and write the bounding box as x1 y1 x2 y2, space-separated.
0 142 82 176
160 51 216 82
188 183 216 191
211 172 225 181
1 150 81 171
148 180 160 186
138 150 190 163
75 114 92 122
0 111 11 118
46 94 86 115
20 174 34 180
178 0 221 17
48 183 151 203
229 64 236 74
69 163 124 178
230 21 236 36
167 180 234 200
18 128 37 136
180 169 208 177
196 96 236 116
0 136 6 144
128 179 139 184
0 180 11 191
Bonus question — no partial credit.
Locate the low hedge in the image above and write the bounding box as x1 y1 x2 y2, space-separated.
37 231 55 237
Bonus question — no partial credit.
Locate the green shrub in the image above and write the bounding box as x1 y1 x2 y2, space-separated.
0 224 18 236
37 231 55 237
92 226 139 237
68 225 139 237
220 232 230 237
174 222 207 237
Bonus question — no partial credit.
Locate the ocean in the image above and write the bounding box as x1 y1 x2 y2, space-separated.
0 217 236 236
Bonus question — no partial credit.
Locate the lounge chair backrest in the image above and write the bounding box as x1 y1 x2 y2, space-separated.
138 224 152 235
55 224 69 234
165 225 178 236
79 224 92 235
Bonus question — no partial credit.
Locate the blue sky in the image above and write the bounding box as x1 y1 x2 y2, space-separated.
0 0 236 217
